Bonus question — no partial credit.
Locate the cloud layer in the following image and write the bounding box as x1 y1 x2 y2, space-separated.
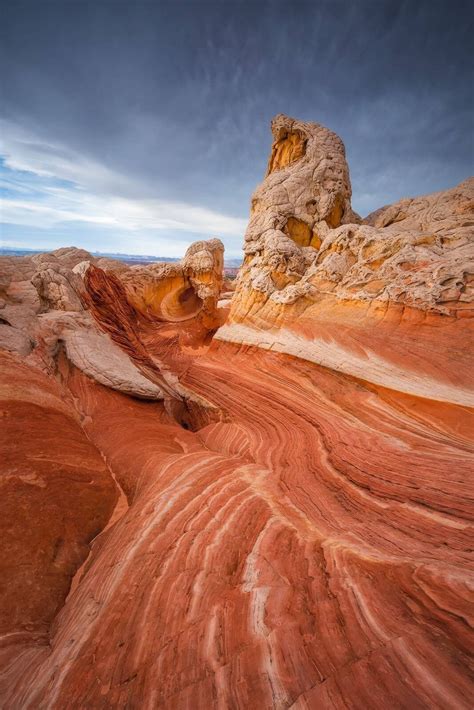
0 120 247 256
1 0 472 257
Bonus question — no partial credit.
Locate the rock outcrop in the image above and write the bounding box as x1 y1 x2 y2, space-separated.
217 116 474 406
0 242 226 404
0 116 473 709
82 263 222 428
119 238 224 328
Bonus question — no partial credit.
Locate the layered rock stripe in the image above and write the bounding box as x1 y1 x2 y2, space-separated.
221 116 473 409
0 114 473 708
1 342 472 708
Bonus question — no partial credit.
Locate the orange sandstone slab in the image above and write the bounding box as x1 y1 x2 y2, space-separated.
217 297 474 406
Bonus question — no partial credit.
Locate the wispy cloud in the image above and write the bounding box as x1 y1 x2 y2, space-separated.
1 1 471 256
0 120 247 256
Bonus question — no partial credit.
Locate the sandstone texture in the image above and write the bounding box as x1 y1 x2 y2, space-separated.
0 242 225 398
0 115 473 709
0 351 117 640
119 238 225 328
1 343 472 709
218 115 474 406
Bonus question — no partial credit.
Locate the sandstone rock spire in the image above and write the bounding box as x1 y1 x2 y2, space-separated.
217 115 474 405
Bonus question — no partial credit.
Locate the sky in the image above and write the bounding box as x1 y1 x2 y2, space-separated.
1 0 473 259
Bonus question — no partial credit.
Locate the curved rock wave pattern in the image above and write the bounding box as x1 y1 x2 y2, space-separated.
0 114 473 709
0 338 472 708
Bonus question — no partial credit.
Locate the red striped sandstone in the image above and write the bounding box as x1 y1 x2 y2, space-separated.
0 351 117 645
1 341 472 708
0 115 473 708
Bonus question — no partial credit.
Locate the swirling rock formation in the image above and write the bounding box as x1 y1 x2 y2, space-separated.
0 241 225 406
119 238 225 328
0 115 473 709
82 263 222 428
1 343 472 708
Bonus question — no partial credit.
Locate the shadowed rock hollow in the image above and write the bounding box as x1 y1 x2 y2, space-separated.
0 115 473 709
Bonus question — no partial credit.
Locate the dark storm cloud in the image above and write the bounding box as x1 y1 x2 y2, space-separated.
1 0 473 247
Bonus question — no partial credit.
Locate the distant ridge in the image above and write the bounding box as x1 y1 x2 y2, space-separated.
0 247 242 268
0 246 180 263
